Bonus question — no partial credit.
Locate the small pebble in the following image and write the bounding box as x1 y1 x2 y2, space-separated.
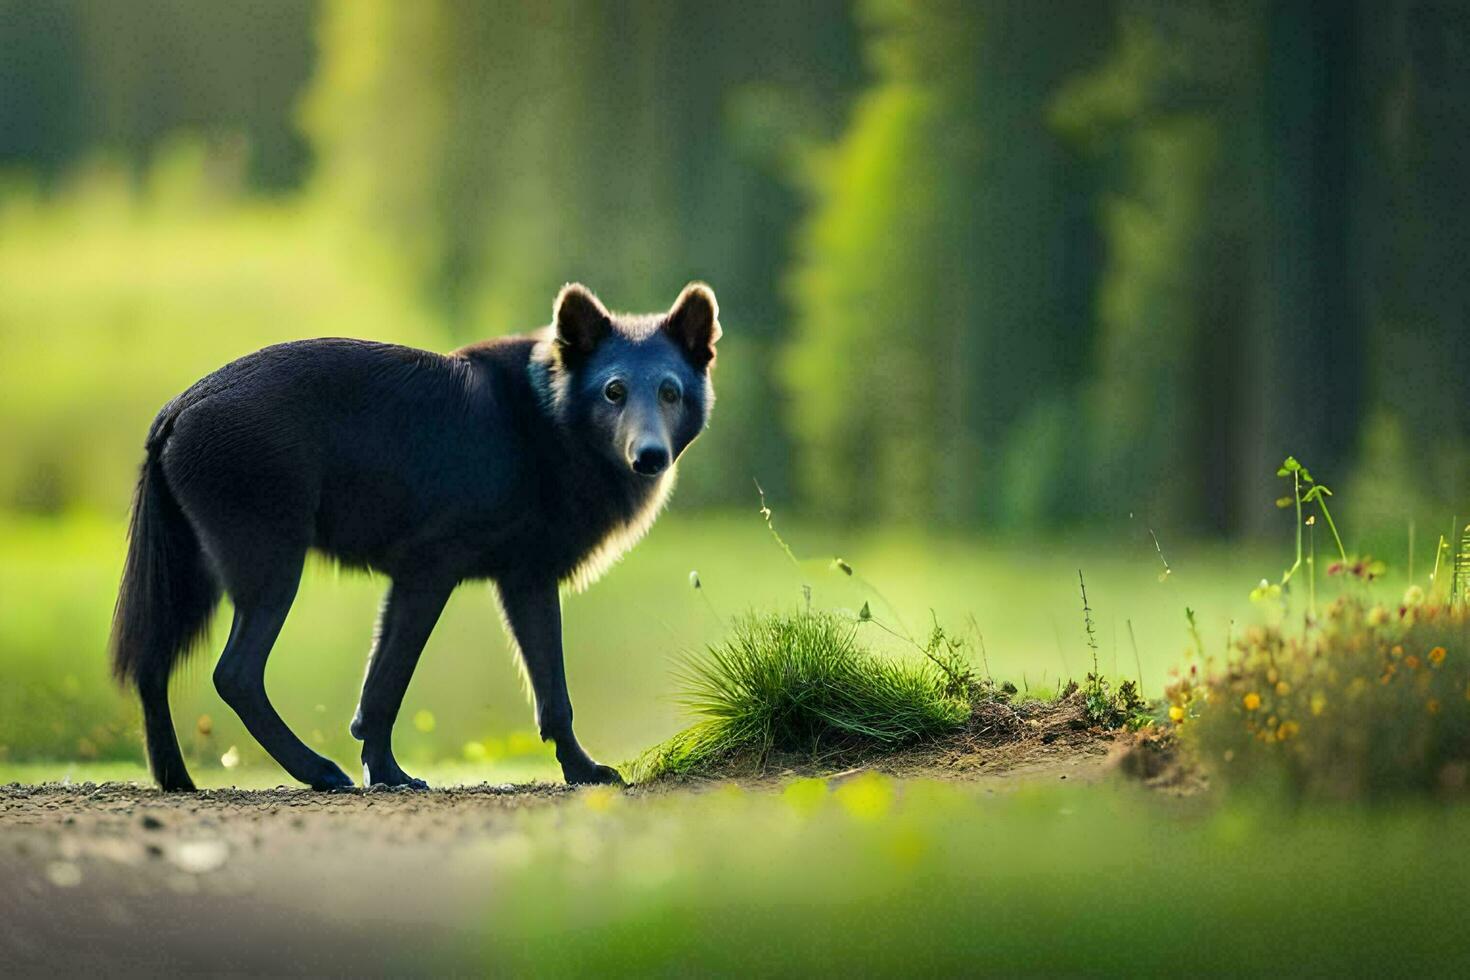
46 861 83 888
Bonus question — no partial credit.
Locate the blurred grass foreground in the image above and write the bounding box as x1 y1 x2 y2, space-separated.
463 778 1470 975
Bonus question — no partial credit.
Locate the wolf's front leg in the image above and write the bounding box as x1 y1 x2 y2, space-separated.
351 582 452 789
496 577 624 786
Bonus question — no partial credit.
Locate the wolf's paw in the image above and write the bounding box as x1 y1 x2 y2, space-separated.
309 761 357 792
564 761 626 787
362 755 430 791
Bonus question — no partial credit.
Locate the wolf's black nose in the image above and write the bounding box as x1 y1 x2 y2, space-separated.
631 445 670 476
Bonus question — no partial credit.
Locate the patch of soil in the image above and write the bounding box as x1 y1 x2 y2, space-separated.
0 779 572 830
0 780 574 974
1106 726 1210 796
646 691 1131 790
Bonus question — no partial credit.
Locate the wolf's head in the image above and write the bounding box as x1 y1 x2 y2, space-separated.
545 282 720 479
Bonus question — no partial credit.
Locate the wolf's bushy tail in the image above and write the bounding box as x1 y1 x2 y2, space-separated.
110 450 220 790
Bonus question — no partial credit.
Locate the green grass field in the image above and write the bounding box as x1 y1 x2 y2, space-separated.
0 508 1375 783
461 778 1470 975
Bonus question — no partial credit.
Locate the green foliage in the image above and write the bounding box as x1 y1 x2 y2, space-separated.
1274 456 1349 589
1050 7 1235 529
916 617 975 701
629 611 970 781
1082 674 1150 730
0 0 315 187
784 77 954 523
1255 455 1385 618
785 0 1107 526
1073 568 1149 727
4 1 1470 530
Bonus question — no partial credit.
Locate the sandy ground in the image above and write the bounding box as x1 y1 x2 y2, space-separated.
0 781 581 974
0 729 1136 976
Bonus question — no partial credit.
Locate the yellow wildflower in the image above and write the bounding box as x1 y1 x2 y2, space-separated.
1392 645 1405 659
1406 655 1422 670
835 772 895 819
1310 692 1327 716
581 786 621 812
1277 720 1300 740
1275 681 1291 696
1168 704 1186 723
1243 692 1262 711
1430 646 1447 666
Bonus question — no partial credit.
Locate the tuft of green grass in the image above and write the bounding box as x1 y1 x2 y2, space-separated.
629 612 970 782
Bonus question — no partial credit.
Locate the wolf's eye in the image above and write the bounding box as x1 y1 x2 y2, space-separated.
659 381 681 405
603 379 627 404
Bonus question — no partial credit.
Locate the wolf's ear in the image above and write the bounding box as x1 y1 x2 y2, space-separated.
553 283 611 358
664 282 721 369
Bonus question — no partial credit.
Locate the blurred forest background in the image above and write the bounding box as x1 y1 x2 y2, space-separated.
1 0 1469 771
3 0 1468 537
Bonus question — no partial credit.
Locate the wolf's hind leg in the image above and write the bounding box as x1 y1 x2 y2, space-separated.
138 669 195 792
212 555 354 790
350 583 451 788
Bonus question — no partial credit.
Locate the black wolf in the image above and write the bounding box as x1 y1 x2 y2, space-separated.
109 283 720 791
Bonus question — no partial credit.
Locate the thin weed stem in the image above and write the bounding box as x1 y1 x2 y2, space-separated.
1307 488 1347 564
755 478 913 639
1149 528 1172 581
1127 618 1143 691
754 478 801 568
1307 520 1317 624
1433 534 1448 596
1078 570 1099 676
1284 467 1304 586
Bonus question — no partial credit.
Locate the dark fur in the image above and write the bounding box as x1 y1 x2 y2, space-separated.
109 283 720 790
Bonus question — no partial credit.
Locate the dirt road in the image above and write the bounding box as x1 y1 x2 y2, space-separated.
0 732 1131 975
0 782 578 974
